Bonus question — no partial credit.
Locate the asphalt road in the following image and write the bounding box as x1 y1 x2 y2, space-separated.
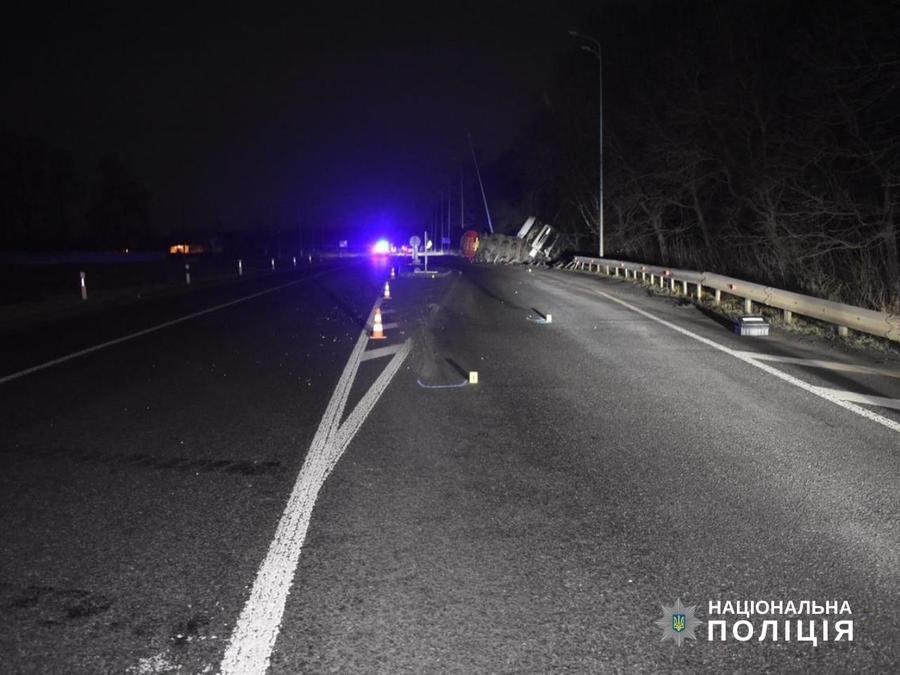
1 256 898 673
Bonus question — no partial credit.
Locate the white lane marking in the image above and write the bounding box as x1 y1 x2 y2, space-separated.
0 270 335 385
219 328 368 675
360 343 404 361
593 290 900 434
814 387 900 411
327 340 411 476
734 351 900 379
220 317 411 674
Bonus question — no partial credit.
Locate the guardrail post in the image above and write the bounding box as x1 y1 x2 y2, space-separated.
670 277 676 292
744 298 752 314
659 275 664 289
79 271 87 300
681 280 688 295
650 273 655 285
783 309 792 323
641 271 647 283
714 289 721 305
696 283 703 301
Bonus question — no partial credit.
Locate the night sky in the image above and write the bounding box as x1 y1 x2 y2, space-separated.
3 1 597 241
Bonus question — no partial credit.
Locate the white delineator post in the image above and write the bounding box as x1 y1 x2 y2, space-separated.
292 256 297 268
271 258 275 271
80 271 87 300
185 263 191 285
238 259 243 276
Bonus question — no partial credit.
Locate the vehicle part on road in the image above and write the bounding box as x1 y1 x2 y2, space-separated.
416 378 469 389
370 308 386 340
734 316 770 337
527 308 553 324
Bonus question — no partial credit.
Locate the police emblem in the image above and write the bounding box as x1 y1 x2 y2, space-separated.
655 598 702 646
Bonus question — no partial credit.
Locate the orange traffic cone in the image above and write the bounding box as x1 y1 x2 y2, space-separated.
370 307 386 339
383 281 391 300
390 266 396 279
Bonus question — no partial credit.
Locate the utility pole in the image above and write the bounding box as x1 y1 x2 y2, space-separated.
459 161 465 240
467 129 494 235
446 183 451 252
569 30 604 257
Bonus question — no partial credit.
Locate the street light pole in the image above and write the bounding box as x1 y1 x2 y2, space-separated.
569 30 604 258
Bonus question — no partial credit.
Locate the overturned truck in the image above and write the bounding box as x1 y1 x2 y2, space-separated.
474 217 562 265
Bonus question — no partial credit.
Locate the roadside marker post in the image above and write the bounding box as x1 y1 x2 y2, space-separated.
79 271 87 300
292 256 297 268
271 258 275 271
185 263 191 285
238 259 243 276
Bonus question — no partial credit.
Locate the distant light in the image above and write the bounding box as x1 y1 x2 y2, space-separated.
169 243 206 254
372 239 390 254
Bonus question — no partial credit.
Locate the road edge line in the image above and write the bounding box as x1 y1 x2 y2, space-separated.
594 289 900 434
0 270 333 385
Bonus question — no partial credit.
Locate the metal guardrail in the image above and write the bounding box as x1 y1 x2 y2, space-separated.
569 256 900 343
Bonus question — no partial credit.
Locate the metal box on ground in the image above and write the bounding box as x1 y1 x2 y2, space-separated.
733 316 770 336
